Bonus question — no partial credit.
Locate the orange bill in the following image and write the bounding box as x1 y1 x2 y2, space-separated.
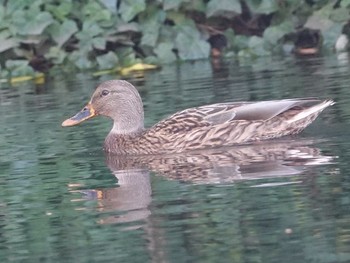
62 103 96 127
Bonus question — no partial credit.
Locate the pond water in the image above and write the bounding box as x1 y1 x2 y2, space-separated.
0 54 350 262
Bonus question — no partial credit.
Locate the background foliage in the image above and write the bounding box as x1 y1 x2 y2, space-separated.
1 0 350 76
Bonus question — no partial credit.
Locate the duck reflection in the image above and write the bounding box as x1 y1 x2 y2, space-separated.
76 139 334 226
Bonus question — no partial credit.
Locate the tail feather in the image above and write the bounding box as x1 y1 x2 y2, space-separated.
286 100 334 124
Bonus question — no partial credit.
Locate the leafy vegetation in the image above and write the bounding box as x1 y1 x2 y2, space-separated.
1 0 350 76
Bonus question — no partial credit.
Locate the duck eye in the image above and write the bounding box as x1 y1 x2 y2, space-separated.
101 90 109 96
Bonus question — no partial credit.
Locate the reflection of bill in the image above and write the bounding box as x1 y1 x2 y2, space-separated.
69 139 334 227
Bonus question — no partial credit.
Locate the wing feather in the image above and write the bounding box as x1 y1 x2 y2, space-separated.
152 98 322 134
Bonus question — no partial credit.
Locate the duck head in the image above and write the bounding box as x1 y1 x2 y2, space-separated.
62 80 144 134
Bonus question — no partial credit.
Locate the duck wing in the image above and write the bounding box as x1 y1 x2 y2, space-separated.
144 98 332 153
155 98 321 132
202 98 322 123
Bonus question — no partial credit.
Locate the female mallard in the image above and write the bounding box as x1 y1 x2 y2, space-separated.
62 80 334 155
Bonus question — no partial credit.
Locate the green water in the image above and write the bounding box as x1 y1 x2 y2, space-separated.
0 55 349 262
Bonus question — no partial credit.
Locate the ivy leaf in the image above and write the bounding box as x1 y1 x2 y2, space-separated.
341 0 350 7
83 2 111 21
304 4 345 49
166 10 187 24
0 5 5 21
206 0 241 17
70 51 93 69
224 28 235 50
117 22 140 33
47 1 73 21
323 23 343 49
249 36 270 56
184 0 206 12
330 8 350 23
5 0 32 14
154 42 177 63
92 37 106 50
263 21 293 46
46 47 67 64
5 60 34 77
304 14 333 32
140 7 166 47
96 51 119 69
116 47 138 66
50 20 78 47
81 21 103 37
0 38 17 53
119 0 146 22
175 23 210 60
19 35 45 44
0 38 18 53
163 0 183 11
99 0 117 13
21 12 54 35
245 0 279 14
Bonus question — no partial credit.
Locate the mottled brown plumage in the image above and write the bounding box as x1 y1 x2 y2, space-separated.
62 80 334 155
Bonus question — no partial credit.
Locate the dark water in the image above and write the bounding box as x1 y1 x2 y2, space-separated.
0 55 350 262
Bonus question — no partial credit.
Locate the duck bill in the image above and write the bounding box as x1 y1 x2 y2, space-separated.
62 103 96 127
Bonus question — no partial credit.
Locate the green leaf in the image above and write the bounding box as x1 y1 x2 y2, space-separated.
119 0 146 22
263 20 293 46
0 30 11 40
115 47 137 66
12 9 54 36
46 47 67 64
182 0 206 12
158 25 177 44
5 0 32 14
5 59 29 69
0 38 18 53
19 35 44 44
140 7 166 47
47 1 73 21
224 28 235 49
304 4 334 32
22 12 54 35
92 37 106 50
305 14 333 32
166 11 187 24
76 22 103 53
81 21 103 37
248 36 270 56
83 2 112 21
99 0 117 13
70 51 93 69
154 42 177 63
5 59 34 77
175 24 210 60
330 8 350 23
0 5 5 20
341 0 350 7
163 0 183 10
304 5 345 49
50 20 78 47
245 0 279 14
96 51 119 69
206 0 241 17
117 22 140 33
323 23 343 49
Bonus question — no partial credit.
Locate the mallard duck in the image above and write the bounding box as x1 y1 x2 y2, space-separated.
62 80 334 155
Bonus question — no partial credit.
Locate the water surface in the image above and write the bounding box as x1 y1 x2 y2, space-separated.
0 55 349 262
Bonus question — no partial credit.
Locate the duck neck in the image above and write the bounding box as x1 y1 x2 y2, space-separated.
104 123 144 154
110 120 144 135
